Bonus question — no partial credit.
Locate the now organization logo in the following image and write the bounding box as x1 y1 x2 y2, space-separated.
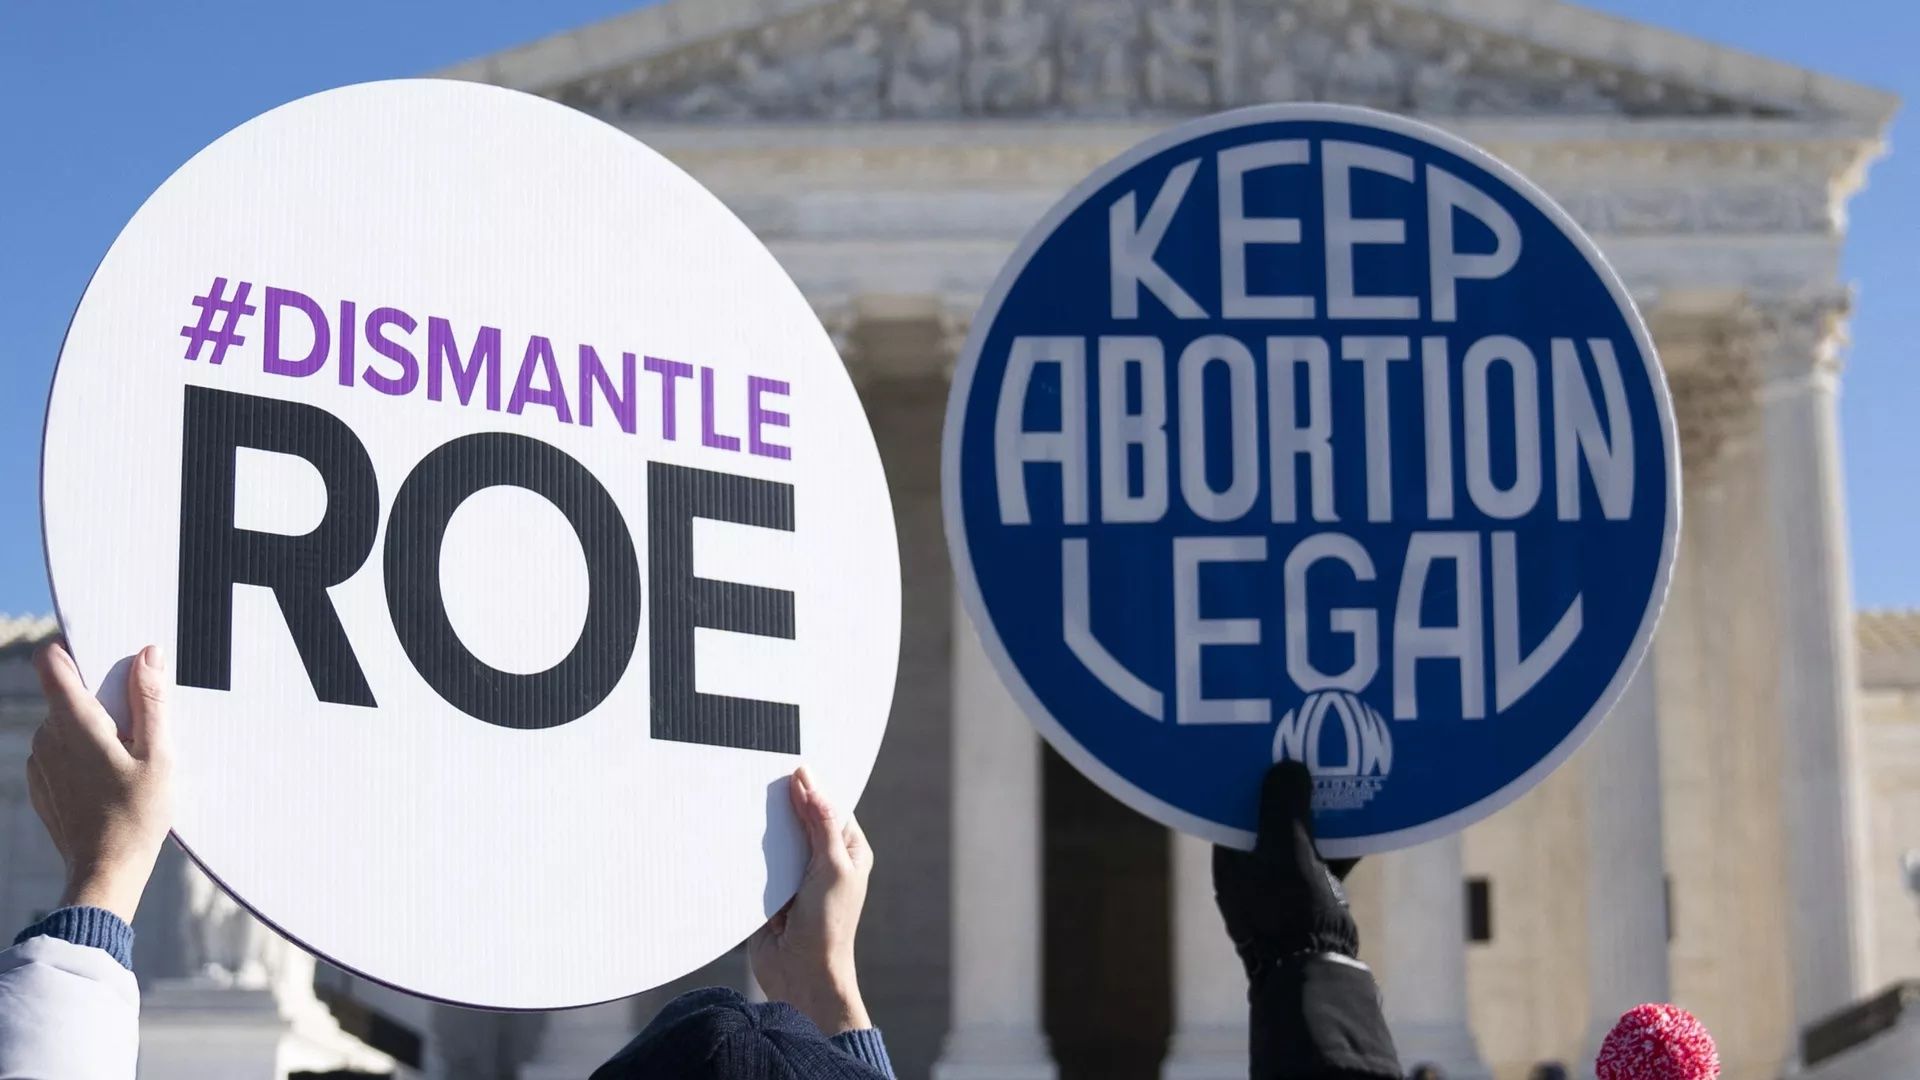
1272 689 1393 811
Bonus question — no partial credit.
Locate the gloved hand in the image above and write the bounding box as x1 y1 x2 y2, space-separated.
1211 762 1401 1079
1213 760 1360 976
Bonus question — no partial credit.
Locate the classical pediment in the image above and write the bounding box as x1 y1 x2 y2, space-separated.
441 0 1896 125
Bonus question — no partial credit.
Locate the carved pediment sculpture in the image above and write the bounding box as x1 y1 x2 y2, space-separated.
520 0 1820 124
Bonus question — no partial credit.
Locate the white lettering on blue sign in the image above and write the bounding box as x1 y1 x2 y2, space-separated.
944 105 1678 855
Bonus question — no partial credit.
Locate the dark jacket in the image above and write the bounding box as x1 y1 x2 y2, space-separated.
591 986 895 1080
1216 763 1403 1079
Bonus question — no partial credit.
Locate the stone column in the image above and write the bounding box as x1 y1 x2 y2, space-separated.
519 1000 638 1080
1375 834 1490 1079
1751 293 1872 1035
933 604 1056 1080
135 846 396 1080
1162 831 1248 1079
1581 657 1670 1071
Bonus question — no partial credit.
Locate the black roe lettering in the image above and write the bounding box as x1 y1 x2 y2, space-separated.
383 432 642 729
177 386 379 706
647 461 799 753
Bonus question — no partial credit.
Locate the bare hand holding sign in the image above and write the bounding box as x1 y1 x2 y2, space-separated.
26 643 174 925
750 766 875 1037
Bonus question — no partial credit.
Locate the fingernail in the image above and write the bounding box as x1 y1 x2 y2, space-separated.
141 645 166 671
793 765 813 796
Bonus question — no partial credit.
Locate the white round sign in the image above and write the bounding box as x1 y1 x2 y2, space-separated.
41 79 900 1009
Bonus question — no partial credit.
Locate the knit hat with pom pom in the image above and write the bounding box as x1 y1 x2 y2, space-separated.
1595 1003 1719 1080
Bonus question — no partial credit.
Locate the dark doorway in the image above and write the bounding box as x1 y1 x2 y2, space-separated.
1042 745 1172 1080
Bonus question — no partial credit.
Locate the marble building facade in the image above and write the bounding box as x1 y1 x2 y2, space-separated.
0 1 1909 1077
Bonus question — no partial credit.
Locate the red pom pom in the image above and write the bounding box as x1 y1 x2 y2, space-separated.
1595 1003 1720 1080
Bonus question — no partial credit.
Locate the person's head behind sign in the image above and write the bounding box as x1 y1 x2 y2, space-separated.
590 987 888 1080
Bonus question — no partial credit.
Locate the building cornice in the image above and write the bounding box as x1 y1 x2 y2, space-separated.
438 0 1898 126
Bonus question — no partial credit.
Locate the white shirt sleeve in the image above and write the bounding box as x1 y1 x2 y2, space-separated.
0 935 140 1079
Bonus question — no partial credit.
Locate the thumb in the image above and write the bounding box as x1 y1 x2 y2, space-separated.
1255 762 1349 915
791 766 848 871
1254 761 1315 858
842 814 872 875
754 897 792 943
127 645 172 764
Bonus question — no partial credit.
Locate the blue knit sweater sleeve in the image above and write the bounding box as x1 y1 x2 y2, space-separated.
830 1027 896 1078
13 906 135 971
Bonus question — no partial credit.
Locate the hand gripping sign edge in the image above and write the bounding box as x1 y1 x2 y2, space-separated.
941 102 1680 857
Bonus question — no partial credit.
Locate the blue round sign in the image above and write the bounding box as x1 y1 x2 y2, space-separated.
943 105 1678 855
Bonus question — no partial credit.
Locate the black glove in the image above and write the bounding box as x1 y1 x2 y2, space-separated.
1213 760 1360 975
1213 762 1401 1079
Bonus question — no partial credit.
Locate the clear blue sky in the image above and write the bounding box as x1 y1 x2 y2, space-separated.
1 1 1912 614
